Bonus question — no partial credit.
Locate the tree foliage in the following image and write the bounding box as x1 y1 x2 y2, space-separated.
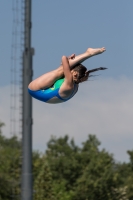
0 122 21 200
34 158 55 200
0 121 133 200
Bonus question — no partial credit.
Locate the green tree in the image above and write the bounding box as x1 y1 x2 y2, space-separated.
32 151 44 180
126 150 133 200
74 150 119 200
0 122 21 200
46 135 83 200
112 187 128 200
0 121 5 134
0 120 132 200
46 134 128 200
34 158 55 200
46 135 81 189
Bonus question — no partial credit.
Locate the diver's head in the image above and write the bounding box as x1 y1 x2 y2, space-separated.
71 63 89 84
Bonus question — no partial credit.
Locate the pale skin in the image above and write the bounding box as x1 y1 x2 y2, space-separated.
28 47 106 98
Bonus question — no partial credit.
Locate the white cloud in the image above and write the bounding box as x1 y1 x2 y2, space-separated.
0 76 133 162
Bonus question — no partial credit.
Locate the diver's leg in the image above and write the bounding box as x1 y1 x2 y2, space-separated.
28 47 105 91
28 67 64 91
68 47 106 69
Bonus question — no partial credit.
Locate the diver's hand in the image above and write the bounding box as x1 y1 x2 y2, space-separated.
68 54 75 60
60 54 75 65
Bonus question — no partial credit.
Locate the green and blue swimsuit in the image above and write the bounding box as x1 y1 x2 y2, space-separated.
28 78 78 104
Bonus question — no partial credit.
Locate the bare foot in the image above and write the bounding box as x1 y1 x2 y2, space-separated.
86 47 106 56
100 47 106 53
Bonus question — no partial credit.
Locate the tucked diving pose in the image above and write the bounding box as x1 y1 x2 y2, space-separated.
28 47 107 104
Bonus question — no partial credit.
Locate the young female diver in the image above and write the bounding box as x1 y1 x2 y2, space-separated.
28 47 107 104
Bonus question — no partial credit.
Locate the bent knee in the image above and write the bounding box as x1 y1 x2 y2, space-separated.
28 80 43 91
28 81 35 90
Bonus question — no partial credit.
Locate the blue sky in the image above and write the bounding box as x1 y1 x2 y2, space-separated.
0 1 133 162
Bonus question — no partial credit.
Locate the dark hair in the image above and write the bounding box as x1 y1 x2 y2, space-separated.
73 63 107 84
73 63 89 84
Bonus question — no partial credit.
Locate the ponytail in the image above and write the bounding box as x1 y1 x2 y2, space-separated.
73 64 107 84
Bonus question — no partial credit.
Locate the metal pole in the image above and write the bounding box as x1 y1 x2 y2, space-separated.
21 0 34 199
